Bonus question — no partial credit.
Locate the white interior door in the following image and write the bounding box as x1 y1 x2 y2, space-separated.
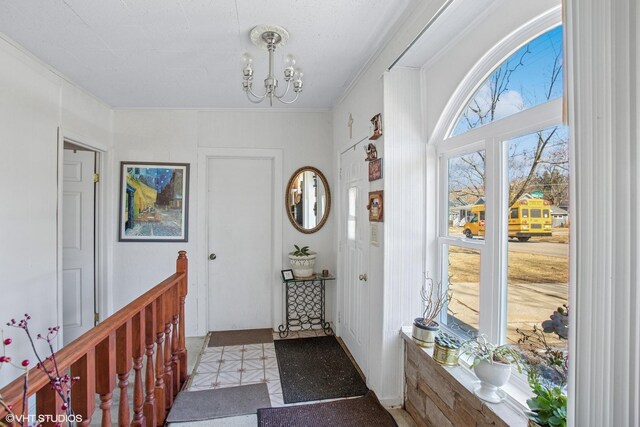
207 157 273 330
340 144 370 377
62 149 96 344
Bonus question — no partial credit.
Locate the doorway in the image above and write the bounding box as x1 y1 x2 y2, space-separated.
61 142 99 344
339 141 370 378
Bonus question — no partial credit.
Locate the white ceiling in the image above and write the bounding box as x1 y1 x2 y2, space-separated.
0 0 418 109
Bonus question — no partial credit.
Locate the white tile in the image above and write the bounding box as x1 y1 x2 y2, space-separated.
243 344 263 351
195 360 220 373
264 349 276 359
269 393 285 407
200 351 223 363
224 345 244 352
241 369 264 384
266 380 282 395
222 350 244 361
242 358 264 371
264 357 279 369
217 370 241 386
190 372 216 388
243 349 263 360
202 347 223 355
264 368 280 381
219 360 242 372
263 342 275 350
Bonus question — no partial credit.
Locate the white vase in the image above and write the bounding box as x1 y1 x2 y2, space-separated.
289 252 317 278
473 359 512 403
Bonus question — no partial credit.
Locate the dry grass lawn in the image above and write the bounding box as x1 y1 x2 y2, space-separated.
448 246 569 284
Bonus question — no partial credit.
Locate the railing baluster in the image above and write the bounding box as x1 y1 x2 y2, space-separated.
95 333 116 427
171 284 180 395
116 320 132 426
131 309 146 427
176 251 188 386
144 301 157 427
154 295 166 424
163 291 174 409
71 349 96 426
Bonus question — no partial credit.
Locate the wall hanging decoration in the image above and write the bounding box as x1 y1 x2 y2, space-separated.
367 191 383 222
369 113 382 140
369 158 383 181
119 162 190 242
364 142 378 161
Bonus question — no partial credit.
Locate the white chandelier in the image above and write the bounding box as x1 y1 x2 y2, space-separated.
242 25 303 106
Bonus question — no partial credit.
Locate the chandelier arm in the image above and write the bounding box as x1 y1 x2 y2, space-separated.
274 80 292 100
245 91 268 104
247 86 268 100
275 91 300 105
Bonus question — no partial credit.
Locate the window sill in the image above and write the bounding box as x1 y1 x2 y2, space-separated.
400 327 530 427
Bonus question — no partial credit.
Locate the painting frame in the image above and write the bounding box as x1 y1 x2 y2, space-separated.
281 269 295 281
119 161 190 242
368 191 384 222
369 158 383 181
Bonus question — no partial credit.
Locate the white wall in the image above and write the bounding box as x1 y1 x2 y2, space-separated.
112 110 335 336
0 34 112 387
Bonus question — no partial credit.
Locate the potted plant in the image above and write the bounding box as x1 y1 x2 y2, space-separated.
412 275 451 348
288 245 316 278
525 368 567 427
517 306 568 427
460 334 522 403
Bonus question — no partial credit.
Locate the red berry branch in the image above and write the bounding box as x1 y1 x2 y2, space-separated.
1 314 80 426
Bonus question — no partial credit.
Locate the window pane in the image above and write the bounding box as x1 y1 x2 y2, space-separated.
506 125 569 384
347 187 357 240
451 26 563 136
444 245 480 338
448 151 486 238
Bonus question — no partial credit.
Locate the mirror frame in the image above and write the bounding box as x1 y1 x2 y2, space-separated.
285 166 331 234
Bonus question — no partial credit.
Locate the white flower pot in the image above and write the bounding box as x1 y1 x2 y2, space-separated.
289 252 317 278
473 359 512 403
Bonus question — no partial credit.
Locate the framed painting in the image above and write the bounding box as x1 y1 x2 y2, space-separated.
368 191 383 222
119 162 190 242
369 158 383 181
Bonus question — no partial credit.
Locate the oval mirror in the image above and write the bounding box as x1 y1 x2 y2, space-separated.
286 166 331 234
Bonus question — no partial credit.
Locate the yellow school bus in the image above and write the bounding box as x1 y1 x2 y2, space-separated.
463 199 552 242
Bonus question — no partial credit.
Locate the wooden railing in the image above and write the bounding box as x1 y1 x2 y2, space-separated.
0 251 188 427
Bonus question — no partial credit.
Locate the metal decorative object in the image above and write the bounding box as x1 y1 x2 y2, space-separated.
433 333 461 366
242 24 303 106
278 275 334 338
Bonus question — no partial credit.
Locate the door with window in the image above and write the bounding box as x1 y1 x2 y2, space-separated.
340 143 369 377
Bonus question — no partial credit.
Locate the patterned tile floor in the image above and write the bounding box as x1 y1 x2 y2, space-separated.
187 329 330 407
178 331 416 427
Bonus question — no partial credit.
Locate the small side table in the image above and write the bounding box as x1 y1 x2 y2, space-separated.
278 274 335 338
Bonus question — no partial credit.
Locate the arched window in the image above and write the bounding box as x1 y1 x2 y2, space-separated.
437 24 569 388
451 26 563 136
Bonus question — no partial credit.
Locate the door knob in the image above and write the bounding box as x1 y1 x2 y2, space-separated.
359 274 368 281
209 253 217 260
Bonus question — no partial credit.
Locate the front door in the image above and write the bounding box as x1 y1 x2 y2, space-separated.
340 143 369 377
207 157 273 330
62 149 96 344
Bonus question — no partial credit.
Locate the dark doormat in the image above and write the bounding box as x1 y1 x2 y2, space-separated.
257 391 397 427
274 335 368 403
208 328 274 347
166 383 271 422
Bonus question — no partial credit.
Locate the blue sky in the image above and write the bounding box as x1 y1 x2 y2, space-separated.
452 25 563 136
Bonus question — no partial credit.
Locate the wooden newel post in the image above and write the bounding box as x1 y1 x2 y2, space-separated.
176 251 188 386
